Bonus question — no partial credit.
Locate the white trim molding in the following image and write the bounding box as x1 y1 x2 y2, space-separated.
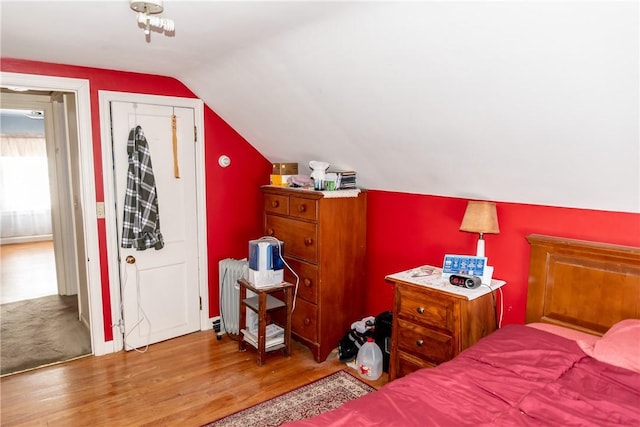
0 72 108 355
98 91 208 352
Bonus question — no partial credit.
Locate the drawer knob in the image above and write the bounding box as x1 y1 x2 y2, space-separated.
304 318 311 326
416 340 424 347
304 237 314 246
271 200 279 208
266 228 275 236
303 278 312 287
297 204 306 213
416 306 425 314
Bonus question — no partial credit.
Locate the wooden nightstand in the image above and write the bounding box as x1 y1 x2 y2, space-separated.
385 266 506 381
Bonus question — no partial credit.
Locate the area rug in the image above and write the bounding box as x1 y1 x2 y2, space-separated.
202 370 376 427
1 295 91 375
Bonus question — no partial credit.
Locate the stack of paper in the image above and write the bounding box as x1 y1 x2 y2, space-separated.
241 324 284 350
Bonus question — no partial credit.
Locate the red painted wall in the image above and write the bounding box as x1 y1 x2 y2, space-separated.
365 191 640 325
3 58 639 343
1 58 271 341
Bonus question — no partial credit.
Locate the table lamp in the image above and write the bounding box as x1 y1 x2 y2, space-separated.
459 201 500 257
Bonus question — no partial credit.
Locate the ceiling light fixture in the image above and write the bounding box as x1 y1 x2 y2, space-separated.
130 0 175 40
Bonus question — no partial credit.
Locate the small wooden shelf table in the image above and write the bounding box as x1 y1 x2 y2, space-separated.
237 278 294 366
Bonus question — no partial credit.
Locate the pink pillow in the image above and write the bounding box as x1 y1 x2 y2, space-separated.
578 319 640 373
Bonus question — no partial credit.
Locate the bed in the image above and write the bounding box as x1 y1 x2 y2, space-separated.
285 235 640 426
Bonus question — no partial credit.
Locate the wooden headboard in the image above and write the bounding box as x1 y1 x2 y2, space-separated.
526 234 640 336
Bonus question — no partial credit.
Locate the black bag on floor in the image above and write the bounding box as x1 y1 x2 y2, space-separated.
338 325 374 362
373 310 393 372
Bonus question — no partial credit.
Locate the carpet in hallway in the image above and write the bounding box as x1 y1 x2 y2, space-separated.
1 294 91 375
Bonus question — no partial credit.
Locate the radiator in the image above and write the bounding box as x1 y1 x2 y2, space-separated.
218 258 256 335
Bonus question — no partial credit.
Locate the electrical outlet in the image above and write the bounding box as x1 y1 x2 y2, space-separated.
96 202 105 219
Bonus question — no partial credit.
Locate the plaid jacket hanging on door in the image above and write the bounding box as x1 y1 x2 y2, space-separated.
121 126 164 251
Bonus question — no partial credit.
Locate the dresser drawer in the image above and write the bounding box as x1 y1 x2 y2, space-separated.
396 318 454 364
396 284 456 333
291 297 318 342
264 193 289 215
289 196 317 221
265 215 318 263
283 258 318 304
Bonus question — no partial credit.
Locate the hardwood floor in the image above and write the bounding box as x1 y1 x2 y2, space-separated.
0 331 388 426
1 241 57 304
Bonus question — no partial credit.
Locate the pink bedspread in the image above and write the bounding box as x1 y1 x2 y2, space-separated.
285 325 640 426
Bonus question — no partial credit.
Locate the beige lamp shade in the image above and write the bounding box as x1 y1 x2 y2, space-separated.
459 201 500 235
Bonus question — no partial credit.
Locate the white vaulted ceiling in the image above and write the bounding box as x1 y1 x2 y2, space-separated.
1 1 638 213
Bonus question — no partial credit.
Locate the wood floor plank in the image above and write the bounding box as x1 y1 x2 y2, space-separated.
1 331 388 426
1 241 58 304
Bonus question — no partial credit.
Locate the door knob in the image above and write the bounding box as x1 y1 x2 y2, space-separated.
126 255 136 264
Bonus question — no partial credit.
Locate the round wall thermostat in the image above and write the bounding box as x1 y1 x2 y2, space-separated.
218 155 231 168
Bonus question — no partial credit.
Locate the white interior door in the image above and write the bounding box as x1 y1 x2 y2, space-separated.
110 101 200 350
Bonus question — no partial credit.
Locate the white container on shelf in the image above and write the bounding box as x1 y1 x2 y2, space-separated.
356 338 383 380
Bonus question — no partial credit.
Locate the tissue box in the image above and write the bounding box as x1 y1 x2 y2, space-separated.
270 174 293 186
248 268 284 288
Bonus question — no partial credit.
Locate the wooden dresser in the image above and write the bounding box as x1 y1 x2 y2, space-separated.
261 186 367 362
386 266 504 380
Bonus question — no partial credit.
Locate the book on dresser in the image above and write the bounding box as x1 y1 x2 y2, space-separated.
327 169 356 189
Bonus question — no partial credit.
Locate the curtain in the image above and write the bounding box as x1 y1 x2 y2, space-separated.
0 136 53 240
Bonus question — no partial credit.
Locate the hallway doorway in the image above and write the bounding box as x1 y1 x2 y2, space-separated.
0 92 92 374
1 72 108 356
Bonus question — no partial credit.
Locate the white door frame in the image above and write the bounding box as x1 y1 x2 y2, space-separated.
98 91 208 352
0 72 105 354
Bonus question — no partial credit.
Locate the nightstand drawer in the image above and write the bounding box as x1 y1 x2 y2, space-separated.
265 215 318 263
396 351 434 378
396 318 454 364
264 193 289 215
396 284 456 333
289 196 317 221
